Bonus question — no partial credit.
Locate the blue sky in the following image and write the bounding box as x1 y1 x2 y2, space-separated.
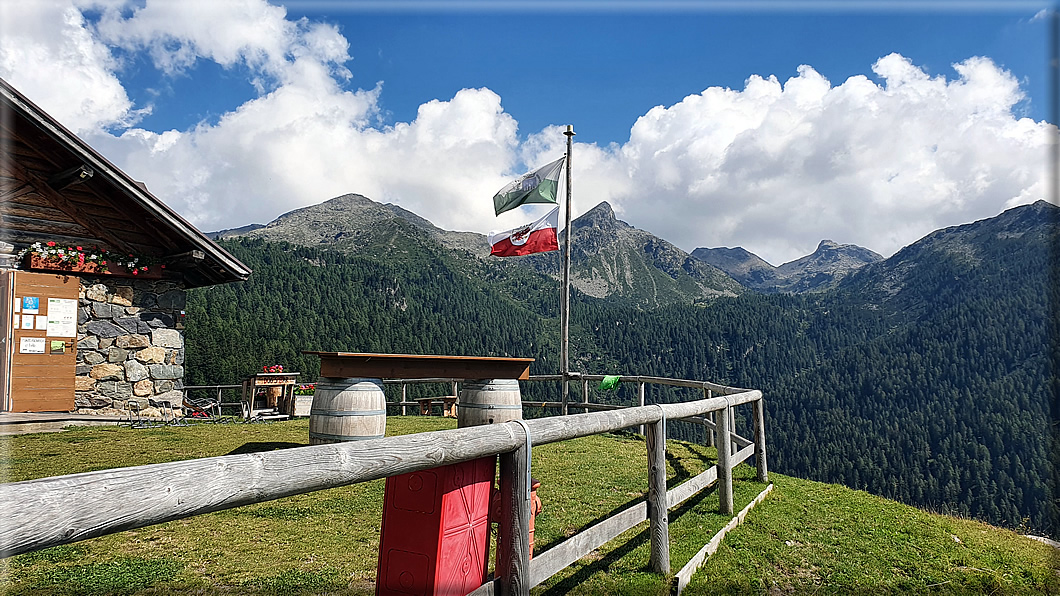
123 7 1049 147
0 1 1054 264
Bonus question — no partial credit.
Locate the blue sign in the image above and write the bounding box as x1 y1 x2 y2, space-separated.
21 296 39 314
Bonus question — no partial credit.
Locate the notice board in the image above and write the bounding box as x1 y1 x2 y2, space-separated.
1 270 78 412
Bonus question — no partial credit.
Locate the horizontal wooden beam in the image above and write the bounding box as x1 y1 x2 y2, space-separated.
530 501 647 587
666 466 719 510
0 391 761 557
305 352 534 381
2 213 86 236
0 229 107 251
731 432 753 448
732 443 756 467
531 463 725 588
673 484 774 594
565 372 752 396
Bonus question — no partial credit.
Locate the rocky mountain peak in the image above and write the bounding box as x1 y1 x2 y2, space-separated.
573 201 621 232
690 239 881 294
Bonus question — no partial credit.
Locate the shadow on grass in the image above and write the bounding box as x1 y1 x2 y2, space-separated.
534 476 720 594
227 441 304 455
536 526 653 596
666 445 716 491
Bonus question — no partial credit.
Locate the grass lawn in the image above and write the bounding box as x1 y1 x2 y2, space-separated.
1 416 1057 595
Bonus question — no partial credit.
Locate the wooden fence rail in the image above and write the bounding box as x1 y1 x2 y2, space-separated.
5 380 766 596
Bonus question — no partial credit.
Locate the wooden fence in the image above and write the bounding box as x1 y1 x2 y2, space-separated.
13 377 769 595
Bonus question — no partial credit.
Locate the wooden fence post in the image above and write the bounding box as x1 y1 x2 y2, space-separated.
753 397 768 483
637 382 646 435
582 379 589 408
704 389 715 447
646 413 670 573
400 383 407 416
561 377 569 416
497 436 530 595
717 400 734 515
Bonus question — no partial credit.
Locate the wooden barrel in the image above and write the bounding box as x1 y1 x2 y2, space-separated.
266 386 283 408
458 379 522 428
309 377 386 444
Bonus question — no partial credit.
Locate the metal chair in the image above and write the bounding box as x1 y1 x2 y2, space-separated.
149 398 188 427
183 394 229 424
125 399 163 429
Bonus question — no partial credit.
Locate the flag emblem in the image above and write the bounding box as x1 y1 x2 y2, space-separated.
488 207 560 257
493 157 565 216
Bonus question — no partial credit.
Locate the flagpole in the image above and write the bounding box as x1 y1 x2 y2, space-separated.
561 125 575 416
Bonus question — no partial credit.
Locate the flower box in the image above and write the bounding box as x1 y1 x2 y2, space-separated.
25 254 164 279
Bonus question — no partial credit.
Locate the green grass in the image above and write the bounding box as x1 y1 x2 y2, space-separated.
1 417 1057 595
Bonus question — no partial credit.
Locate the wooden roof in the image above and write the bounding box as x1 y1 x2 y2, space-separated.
0 78 251 288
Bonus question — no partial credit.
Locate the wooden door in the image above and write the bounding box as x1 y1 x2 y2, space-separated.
2 271 79 412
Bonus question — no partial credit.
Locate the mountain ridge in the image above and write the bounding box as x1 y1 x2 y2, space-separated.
231 194 745 307
692 239 883 293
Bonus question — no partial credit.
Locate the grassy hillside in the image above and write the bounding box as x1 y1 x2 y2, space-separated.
1 418 1056 595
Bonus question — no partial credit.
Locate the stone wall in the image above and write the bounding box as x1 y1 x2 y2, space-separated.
75 278 186 415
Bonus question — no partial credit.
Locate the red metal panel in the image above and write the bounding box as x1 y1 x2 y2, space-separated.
377 456 496 596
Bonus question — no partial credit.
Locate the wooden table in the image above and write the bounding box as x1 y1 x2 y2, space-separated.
418 397 458 418
302 352 534 381
241 373 299 420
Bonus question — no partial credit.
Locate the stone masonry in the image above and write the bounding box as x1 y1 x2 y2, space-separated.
75 277 186 415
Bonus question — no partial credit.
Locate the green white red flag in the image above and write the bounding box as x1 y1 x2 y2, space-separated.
492 156 565 216
488 207 560 257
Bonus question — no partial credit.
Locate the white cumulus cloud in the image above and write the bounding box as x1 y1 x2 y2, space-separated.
568 53 1050 264
1 1 1052 265
0 0 137 133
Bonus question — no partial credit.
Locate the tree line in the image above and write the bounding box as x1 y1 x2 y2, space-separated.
186 234 1056 538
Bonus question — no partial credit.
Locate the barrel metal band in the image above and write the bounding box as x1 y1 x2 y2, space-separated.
458 403 523 410
309 432 385 441
310 409 386 416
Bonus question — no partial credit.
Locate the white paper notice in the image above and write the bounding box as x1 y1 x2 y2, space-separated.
19 337 46 354
21 314 34 330
12 313 19 329
46 298 78 337
35 315 48 330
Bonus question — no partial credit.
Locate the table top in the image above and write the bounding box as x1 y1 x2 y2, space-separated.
303 352 534 380
244 372 300 386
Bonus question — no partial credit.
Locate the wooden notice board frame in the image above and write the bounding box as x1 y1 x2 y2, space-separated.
1 271 79 412
303 352 534 381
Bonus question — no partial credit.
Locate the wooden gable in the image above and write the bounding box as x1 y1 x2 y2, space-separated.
0 78 250 288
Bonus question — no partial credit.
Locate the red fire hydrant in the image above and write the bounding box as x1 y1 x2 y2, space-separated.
491 477 544 559
529 478 543 558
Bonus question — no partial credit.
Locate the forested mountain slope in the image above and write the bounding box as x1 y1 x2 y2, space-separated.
185 201 1058 538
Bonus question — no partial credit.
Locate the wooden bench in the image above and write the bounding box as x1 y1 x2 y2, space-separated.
417 397 457 417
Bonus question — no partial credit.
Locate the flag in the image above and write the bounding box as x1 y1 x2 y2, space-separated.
488 207 560 257
493 156 565 216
